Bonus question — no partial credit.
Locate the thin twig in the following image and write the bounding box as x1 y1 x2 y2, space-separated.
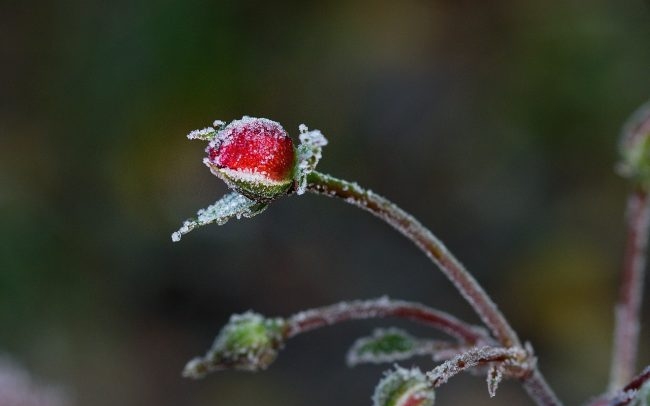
610 190 650 390
305 171 562 406
587 366 650 406
285 297 492 345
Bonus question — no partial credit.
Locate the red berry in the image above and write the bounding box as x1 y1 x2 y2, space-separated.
205 117 296 200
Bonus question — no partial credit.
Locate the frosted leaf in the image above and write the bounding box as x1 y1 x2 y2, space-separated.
373 366 435 406
294 124 328 195
171 192 267 241
183 311 287 379
486 364 504 397
187 126 218 141
346 328 458 367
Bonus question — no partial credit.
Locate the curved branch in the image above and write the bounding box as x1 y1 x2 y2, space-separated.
305 171 562 406
285 297 492 345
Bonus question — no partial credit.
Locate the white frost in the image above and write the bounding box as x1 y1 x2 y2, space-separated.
294 124 328 195
171 192 267 241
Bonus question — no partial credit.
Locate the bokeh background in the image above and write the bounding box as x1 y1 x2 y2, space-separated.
2 0 650 405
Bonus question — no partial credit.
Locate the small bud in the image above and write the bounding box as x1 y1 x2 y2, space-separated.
204 117 296 201
183 312 287 378
372 366 435 406
619 100 650 187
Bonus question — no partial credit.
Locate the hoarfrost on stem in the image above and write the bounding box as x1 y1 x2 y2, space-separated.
426 345 529 396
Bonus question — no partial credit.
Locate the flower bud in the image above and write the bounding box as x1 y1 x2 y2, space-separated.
373 366 435 406
204 117 296 201
619 100 650 187
183 312 287 378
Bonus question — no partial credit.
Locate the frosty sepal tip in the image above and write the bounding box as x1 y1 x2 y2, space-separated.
171 192 267 242
619 100 650 188
294 124 328 195
183 312 287 379
373 366 435 406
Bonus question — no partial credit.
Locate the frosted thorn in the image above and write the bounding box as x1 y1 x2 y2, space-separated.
213 119 226 129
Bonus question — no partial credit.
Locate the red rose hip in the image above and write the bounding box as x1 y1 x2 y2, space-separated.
205 117 296 200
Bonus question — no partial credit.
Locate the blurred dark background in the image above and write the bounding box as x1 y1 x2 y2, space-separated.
1 0 650 404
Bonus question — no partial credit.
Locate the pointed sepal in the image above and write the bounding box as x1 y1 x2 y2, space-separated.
294 124 328 195
171 192 267 242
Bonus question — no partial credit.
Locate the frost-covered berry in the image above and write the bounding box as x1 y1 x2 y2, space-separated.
183 312 287 378
373 366 435 406
205 117 295 201
619 100 650 188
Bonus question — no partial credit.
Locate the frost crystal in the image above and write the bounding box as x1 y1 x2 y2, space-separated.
294 124 328 195
347 328 458 367
373 366 435 406
171 192 267 241
182 311 287 378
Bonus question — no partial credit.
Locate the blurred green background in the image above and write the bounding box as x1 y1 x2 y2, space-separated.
2 0 650 404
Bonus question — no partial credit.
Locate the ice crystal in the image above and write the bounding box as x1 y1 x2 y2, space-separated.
294 124 328 195
171 192 267 241
182 312 287 378
373 366 435 406
347 328 458 367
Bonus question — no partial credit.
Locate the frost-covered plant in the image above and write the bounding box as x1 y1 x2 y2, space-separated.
173 106 650 405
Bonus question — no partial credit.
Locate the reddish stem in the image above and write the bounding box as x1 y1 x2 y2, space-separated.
610 190 650 389
588 366 650 406
285 297 492 345
305 171 562 406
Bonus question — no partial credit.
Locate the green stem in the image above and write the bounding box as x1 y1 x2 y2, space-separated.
305 171 562 406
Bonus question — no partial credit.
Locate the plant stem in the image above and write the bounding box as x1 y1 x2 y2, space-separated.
285 297 492 345
610 190 650 390
588 366 650 406
305 171 562 406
